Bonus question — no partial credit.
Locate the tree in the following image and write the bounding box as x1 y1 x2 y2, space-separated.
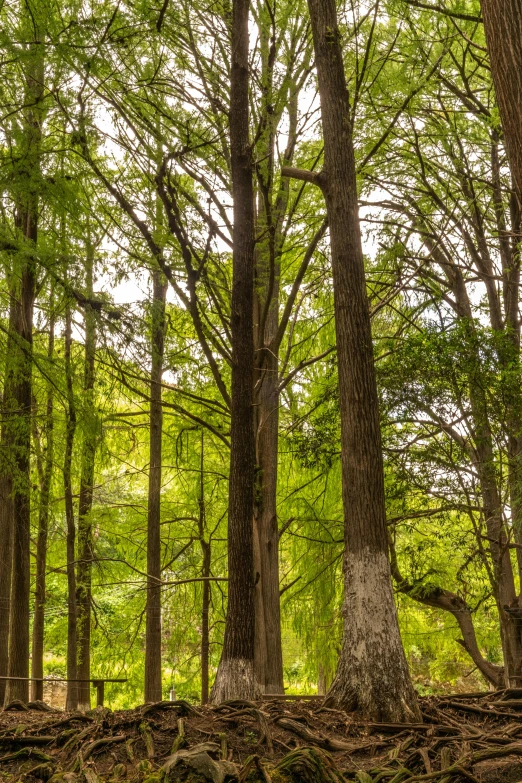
361 5 522 686
3 0 46 704
480 0 522 213
145 266 168 703
210 0 257 701
284 0 421 720
76 233 98 711
31 301 55 701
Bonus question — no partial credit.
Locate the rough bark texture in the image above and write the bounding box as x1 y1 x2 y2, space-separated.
63 302 78 711
5 20 44 703
144 268 167 704
0 480 12 706
252 49 301 695
31 316 55 702
253 180 283 694
210 0 257 702
481 0 522 210
0 300 16 707
254 313 283 694
199 432 210 705
480 0 522 685
304 0 421 721
76 245 97 711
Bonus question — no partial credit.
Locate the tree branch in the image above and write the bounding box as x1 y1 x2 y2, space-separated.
281 166 324 188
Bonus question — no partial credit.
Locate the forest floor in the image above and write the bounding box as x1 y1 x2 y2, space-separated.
2 691 522 783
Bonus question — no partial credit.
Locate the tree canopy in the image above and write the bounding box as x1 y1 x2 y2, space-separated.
0 0 521 719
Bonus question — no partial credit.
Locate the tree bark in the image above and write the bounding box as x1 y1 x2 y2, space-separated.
254 320 283 694
481 0 522 214
480 7 522 649
31 312 55 702
198 431 210 705
0 299 16 707
76 241 97 711
252 61 301 697
295 0 421 721
144 268 167 703
5 15 45 704
210 0 257 702
490 137 522 591
63 301 78 711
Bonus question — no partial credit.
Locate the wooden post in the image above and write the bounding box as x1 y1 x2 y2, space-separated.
93 680 104 707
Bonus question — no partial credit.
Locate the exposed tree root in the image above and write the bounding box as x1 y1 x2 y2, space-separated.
1 692 522 782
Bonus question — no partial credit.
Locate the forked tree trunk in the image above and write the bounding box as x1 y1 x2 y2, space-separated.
283 0 421 721
31 313 55 702
210 0 257 702
63 302 78 711
76 243 97 711
6 17 45 704
144 268 167 703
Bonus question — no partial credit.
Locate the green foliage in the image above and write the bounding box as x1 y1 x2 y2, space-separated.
0 0 511 707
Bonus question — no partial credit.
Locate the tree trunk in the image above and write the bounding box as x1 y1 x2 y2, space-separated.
144 268 167 703
252 51 301 697
31 313 55 702
63 302 78 711
6 261 36 704
199 431 210 705
0 480 13 707
481 8 522 649
481 0 522 212
0 298 16 706
76 242 97 711
5 18 45 704
289 0 421 721
490 137 522 590
254 336 284 694
210 0 257 702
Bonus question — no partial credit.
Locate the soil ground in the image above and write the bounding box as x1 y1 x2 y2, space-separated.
2 691 522 782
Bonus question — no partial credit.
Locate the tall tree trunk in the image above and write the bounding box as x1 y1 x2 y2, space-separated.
0 485 13 706
0 299 16 706
144 268 167 703
198 431 210 705
480 10 522 678
210 0 257 702
6 261 36 705
63 301 78 711
490 137 522 591
254 318 283 694
5 15 45 704
31 311 55 702
76 242 97 711
252 45 301 696
284 0 420 721
481 0 522 211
